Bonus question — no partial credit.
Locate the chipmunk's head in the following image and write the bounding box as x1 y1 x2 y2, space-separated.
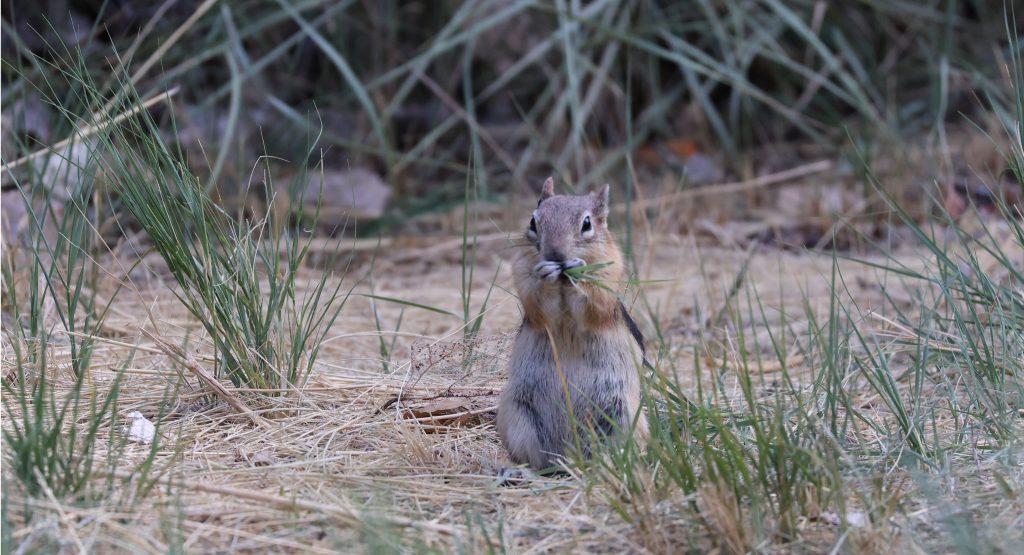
525 177 613 282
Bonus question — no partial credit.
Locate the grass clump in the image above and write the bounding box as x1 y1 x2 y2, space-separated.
1 339 128 502
85 74 352 391
575 286 849 552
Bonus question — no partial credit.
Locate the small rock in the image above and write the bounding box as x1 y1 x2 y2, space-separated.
1 189 63 253
680 152 724 185
1 94 52 157
300 168 390 220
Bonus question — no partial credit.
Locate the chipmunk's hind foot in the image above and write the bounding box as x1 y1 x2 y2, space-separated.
495 466 537 487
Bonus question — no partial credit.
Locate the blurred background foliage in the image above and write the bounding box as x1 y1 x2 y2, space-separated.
2 0 1021 233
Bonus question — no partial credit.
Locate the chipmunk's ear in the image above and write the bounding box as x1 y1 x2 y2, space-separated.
592 184 610 218
538 177 555 204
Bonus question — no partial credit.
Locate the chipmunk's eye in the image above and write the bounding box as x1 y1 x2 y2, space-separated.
581 216 592 234
529 217 537 233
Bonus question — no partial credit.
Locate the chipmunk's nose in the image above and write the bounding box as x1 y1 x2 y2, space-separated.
543 250 565 264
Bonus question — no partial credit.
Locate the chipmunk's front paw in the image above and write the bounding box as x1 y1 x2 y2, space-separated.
563 257 585 270
534 260 562 283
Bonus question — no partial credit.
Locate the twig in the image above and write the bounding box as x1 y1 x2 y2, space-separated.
89 0 218 123
405 404 498 425
278 236 393 254
1 87 181 182
108 470 458 535
114 0 182 79
64 330 220 364
141 329 273 430
621 159 835 214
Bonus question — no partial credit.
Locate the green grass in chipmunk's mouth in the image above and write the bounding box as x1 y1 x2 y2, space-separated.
563 261 615 287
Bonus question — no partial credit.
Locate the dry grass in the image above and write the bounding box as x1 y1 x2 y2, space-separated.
2 207 944 553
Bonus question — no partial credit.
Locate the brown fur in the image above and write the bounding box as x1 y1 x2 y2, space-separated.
497 178 647 470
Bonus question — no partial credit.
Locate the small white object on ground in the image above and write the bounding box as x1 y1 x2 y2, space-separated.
820 510 869 528
125 411 156 444
845 511 868 528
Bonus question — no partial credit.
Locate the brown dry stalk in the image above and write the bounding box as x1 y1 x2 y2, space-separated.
723 354 806 374
276 236 394 254
698 482 751 555
622 159 834 214
141 329 273 430
108 470 459 536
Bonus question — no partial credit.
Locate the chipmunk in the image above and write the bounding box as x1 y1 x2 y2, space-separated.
497 177 648 471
